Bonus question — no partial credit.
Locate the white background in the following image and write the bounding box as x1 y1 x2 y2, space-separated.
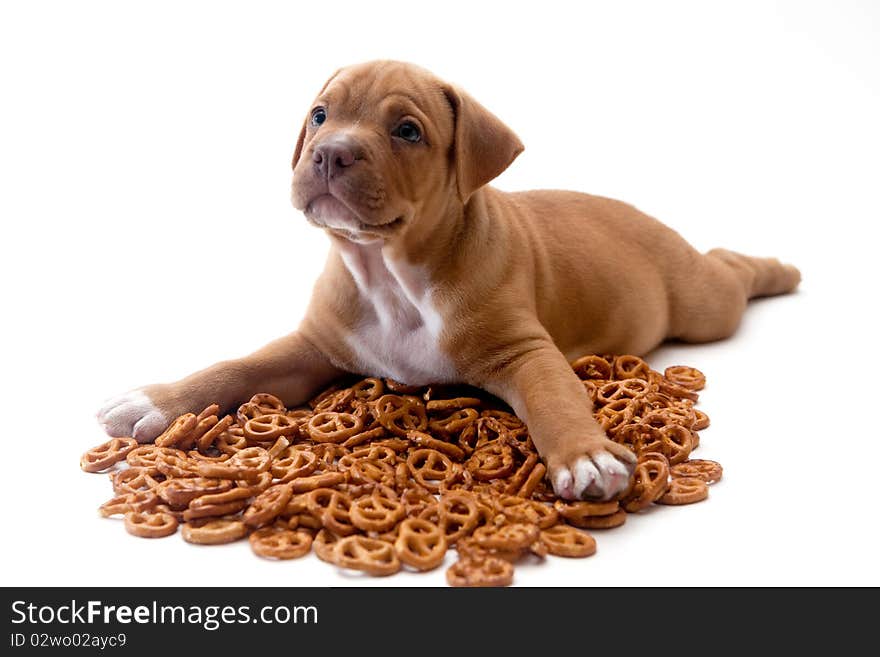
1 0 878 587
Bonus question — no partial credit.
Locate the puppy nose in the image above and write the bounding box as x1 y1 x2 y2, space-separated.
313 138 358 178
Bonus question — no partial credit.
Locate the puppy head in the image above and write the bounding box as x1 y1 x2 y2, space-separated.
290 60 523 244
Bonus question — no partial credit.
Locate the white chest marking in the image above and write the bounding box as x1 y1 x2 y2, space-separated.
338 241 454 385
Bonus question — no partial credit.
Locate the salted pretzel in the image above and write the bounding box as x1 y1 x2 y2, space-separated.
670 459 723 484
306 412 363 443
407 430 466 460
250 524 314 559
596 378 651 405
155 477 233 506
197 446 271 480
154 413 198 449
621 452 671 513
243 483 293 529
435 491 480 544
466 441 515 481
81 437 138 473
659 424 695 465
155 451 198 479
110 467 161 495
553 500 620 528
612 354 651 380
99 490 159 517
516 462 547 498
123 509 178 538
349 488 405 533
571 354 613 380
693 410 710 431
446 553 514 587
657 477 709 505
473 522 540 552
540 525 597 558
375 394 428 436
664 365 706 391
393 518 447 571
248 393 288 415
494 495 558 529
332 535 401 576
425 397 482 412
406 448 457 492
272 447 319 482
181 517 248 544
243 414 299 441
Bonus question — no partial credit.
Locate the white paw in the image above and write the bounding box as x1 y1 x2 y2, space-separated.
551 450 635 501
96 390 168 443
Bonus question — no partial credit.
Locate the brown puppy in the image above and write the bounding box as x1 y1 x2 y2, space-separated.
97 61 800 501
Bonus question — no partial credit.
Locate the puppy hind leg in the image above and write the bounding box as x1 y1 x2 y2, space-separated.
668 248 800 344
706 248 801 300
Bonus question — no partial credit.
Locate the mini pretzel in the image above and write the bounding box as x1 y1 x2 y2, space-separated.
155 477 232 506
466 442 515 481
235 471 274 496
249 393 288 414
181 517 248 544
597 378 651 405
99 490 159 517
154 413 198 449
656 477 709 505
406 430 466 460
540 525 597 558
659 424 695 465
504 452 539 494
236 401 270 426
81 437 138 473
517 462 547 498
110 467 161 495
182 499 248 522
493 495 557 528
124 509 178 538
341 427 387 449
473 522 540 551
350 377 385 402
642 405 696 431
664 365 706 391
553 500 620 527
243 483 293 528
425 397 482 412
312 529 342 563
571 354 613 380
332 535 401 576
571 508 627 529
307 412 363 443
215 431 248 455
155 451 198 479
621 452 671 512
693 410 710 431
322 489 358 536
613 354 651 380
670 459 723 484
394 518 447 571
406 448 457 492
196 446 270 480
595 399 637 435
435 491 480 544
375 394 428 436
243 413 299 441
446 554 513 587
250 525 313 559
196 415 234 452
288 471 347 493
272 448 319 482
350 489 405 533
616 423 663 454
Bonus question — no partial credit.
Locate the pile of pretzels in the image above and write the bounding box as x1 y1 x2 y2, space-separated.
81 354 722 586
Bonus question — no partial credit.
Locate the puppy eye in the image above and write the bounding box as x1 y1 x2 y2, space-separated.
394 121 421 143
311 108 327 127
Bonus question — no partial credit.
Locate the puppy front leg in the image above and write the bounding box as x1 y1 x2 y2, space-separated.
97 331 343 441
479 342 636 501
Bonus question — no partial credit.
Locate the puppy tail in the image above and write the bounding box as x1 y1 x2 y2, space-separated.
705 248 801 299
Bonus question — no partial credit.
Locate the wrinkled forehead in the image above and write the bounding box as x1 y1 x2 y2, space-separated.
318 62 453 139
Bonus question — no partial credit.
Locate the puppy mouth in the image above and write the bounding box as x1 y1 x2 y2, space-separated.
304 194 403 239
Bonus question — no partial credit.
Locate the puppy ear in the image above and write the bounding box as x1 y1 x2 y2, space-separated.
443 85 524 203
292 69 342 169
